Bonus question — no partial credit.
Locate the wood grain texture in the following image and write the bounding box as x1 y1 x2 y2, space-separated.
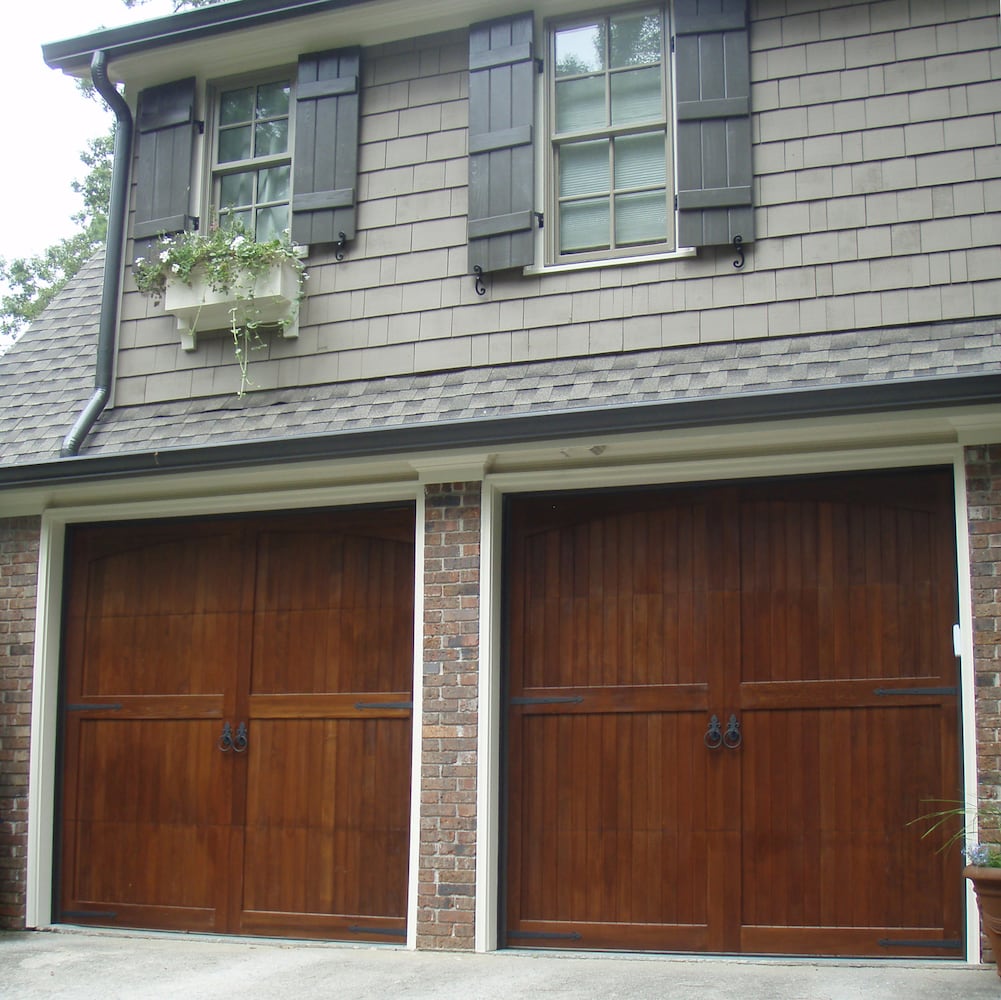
504 471 962 956
60 506 415 941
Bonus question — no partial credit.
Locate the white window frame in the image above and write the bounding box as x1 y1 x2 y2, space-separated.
544 3 678 265
206 68 296 241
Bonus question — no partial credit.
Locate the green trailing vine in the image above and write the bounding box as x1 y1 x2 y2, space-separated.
133 222 306 395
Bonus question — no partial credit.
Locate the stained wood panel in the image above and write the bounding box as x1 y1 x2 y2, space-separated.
60 506 415 941
504 471 963 957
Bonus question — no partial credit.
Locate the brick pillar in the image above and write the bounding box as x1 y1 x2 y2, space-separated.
417 482 481 950
966 445 1001 962
0 517 40 930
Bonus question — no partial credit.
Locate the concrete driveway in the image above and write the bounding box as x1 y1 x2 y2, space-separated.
1 930 998 1000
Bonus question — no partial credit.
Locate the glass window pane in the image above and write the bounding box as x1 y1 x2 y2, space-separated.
555 23 605 76
614 132 666 188
219 207 252 232
255 120 289 157
220 87 254 126
555 76 606 133
610 67 662 124
561 197 609 252
610 13 661 68
615 190 666 245
256 205 289 242
219 171 254 210
218 125 252 163
256 81 290 119
258 165 290 204
560 140 609 197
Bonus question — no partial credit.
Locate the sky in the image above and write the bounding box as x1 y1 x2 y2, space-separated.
3 0 178 266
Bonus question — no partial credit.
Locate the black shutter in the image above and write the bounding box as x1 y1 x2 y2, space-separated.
467 12 536 274
292 48 361 246
674 0 753 247
133 78 197 247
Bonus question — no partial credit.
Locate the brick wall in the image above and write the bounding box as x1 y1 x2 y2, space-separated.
417 482 480 950
968 446 1001 799
0 517 40 930
966 444 1001 962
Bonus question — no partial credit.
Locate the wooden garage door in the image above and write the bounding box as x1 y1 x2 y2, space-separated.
504 470 963 956
59 506 414 941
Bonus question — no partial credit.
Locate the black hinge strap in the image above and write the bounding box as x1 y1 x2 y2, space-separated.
874 687 957 697
508 930 582 940
354 701 413 710
510 696 584 706
879 938 962 948
66 703 122 711
348 925 407 938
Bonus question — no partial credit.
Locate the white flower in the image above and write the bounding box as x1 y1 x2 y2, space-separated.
171 263 181 273
230 235 246 249
159 250 171 262
134 258 144 267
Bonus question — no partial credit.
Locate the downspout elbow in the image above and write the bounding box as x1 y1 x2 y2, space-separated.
61 49 134 457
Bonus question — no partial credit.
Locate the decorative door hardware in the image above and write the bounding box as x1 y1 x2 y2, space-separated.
723 713 742 749
706 713 742 749
218 721 249 752
704 714 722 749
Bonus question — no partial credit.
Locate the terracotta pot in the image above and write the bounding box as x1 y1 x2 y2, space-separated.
965 865 1001 976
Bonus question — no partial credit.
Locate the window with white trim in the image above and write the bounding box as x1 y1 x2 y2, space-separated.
550 8 674 259
212 76 293 241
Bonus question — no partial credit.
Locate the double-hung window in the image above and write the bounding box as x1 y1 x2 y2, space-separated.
132 49 362 256
213 77 293 241
551 9 673 258
467 1 753 275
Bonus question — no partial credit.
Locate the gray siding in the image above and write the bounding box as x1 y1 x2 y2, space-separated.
114 0 1001 406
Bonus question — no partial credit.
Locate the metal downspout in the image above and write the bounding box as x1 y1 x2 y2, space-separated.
61 50 134 457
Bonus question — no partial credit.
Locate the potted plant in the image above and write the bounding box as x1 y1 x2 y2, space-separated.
917 800 1001 974
133 223 306 395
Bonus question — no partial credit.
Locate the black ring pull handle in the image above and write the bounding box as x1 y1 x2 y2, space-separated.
704 714 722 749
233 721 249 753
723 713 742 749
218 722 234 752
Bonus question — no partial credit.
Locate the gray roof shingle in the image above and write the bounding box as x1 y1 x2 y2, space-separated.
1 249 1000 476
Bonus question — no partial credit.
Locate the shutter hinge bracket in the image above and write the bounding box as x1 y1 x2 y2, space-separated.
473 265 487 296
194 119 205 135
335 231 347 261
535 212 544 229
190 216 200 232
536 58 544 74
673 194 678 210
670 35 676 53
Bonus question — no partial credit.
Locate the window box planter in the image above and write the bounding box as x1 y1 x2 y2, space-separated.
164 260 301 352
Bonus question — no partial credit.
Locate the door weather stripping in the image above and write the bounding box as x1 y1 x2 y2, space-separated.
348 925 406 938
66 703 122 711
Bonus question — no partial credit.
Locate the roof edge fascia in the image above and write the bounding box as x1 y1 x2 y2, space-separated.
42 0 369 74
2 372 1000 492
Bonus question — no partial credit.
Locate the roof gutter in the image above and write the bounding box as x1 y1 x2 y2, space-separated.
42 0 373 74
61 50 133 458
7 371 1001 491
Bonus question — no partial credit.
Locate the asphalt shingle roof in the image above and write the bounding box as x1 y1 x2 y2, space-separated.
1 250 1000 474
